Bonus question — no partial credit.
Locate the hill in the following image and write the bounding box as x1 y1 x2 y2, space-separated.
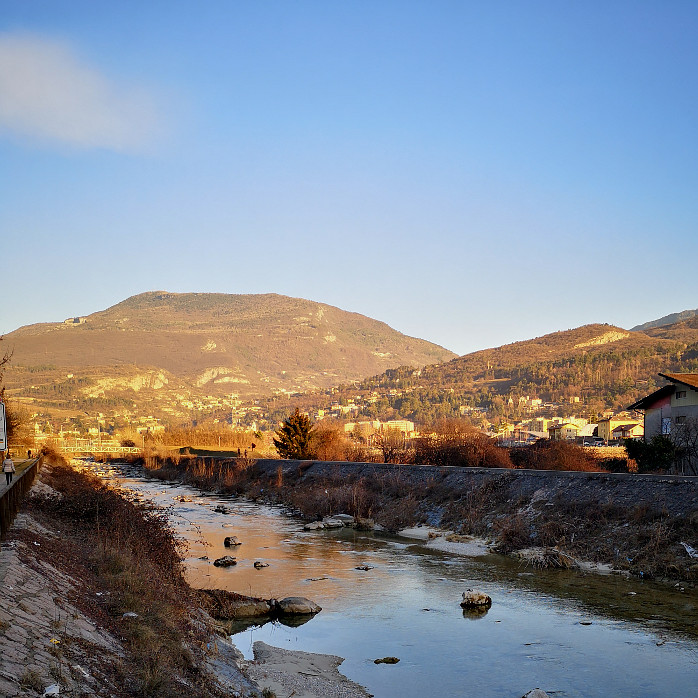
631 307 698 331
3 291 455 422
300 321 698 424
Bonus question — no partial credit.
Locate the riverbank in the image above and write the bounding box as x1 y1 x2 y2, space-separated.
140 456 698 583
0 458 368 697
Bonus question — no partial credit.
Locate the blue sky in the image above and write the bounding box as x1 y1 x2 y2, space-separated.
1 1 697 355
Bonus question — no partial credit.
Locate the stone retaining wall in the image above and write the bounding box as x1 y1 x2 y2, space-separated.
248 459 698 517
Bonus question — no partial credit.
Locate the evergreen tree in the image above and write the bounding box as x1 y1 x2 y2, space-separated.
273 408 314 459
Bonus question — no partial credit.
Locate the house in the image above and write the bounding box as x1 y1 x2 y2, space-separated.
629 373 698 439
597 417 636 442
611 423 644 440
548 422 581 441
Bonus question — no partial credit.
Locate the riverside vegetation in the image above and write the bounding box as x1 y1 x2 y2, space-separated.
141 452 698 584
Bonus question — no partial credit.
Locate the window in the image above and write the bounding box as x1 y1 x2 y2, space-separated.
662 417 671 434
676 416 687 425
676 391 687 399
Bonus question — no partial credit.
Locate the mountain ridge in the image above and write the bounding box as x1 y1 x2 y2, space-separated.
4 291 456 421
631 307 698 332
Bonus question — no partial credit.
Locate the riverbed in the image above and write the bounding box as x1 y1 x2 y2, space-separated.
85 461 698 697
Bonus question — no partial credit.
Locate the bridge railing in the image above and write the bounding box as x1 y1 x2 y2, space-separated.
0 458 41 539
59 445 141 454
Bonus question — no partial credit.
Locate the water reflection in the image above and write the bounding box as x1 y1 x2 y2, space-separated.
83 461 698 698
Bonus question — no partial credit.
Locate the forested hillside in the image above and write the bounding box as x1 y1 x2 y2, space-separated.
314 321 698 424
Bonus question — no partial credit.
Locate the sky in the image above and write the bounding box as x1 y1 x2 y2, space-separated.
1 1 697 356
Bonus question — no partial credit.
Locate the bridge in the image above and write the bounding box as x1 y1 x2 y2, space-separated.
59 444 141 455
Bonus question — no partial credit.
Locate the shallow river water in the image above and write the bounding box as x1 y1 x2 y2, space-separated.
87 461 698 697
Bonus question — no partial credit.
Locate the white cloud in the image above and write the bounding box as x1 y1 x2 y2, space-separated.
0 33 162 151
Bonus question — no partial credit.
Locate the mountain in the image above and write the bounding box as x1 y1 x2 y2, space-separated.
631 308 698 332
310 321 698 424
4 291 455 421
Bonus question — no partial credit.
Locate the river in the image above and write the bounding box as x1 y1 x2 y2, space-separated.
84 460 698 697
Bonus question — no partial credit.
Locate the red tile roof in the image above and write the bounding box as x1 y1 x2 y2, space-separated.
658 372 698 389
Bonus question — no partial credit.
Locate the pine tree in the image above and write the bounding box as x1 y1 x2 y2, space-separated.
273 408 314 459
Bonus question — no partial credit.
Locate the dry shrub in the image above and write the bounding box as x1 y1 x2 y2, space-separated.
493 514 532 553
310 421 351 461
415 422 512 468
510 440 601 471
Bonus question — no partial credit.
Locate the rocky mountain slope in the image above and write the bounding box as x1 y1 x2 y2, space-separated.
3 291 455 418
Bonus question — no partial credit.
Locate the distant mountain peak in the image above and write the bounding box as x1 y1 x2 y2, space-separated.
631 308 698 332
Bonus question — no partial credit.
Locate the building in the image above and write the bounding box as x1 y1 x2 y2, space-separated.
597 417 638 442
548 423 581 441
611 423 644 440
629 373 698 439
382 420 415 436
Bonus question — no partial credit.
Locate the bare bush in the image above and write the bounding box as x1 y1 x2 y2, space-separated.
510 440 601 471
414 420 512 468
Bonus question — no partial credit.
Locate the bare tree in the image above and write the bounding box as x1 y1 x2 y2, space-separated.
380 428 412 464
672 417 698 475
0 336 12 399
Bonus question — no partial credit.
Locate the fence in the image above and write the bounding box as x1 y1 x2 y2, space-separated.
0 458 41 539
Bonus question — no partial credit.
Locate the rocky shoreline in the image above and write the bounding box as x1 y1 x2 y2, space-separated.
0 459 370 698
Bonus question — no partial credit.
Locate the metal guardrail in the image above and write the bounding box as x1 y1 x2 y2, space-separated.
0 458 41 539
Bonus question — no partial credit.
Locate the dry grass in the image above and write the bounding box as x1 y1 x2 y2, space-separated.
28 460 225 697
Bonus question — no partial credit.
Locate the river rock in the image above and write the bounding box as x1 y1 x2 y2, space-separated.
374 657 400 664
253 561 269 569
224 536 241 547
322 517 345 528
522 690 550 698
460 589 492 608
332 514 355 524
304 521 325 530
213 556 237 567
214 505 231 514
198 589 272 619
275 597 322 615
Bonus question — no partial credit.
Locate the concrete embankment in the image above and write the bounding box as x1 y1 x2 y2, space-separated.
0 458 258 697
145 457 698 582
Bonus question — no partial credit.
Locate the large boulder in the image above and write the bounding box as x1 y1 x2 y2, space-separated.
303 521 325 531
224 536 242 547
213 556 237 567
322 518 345 529
522 691 550 698
332 514 355 524
274 597 322 615
460 589 492 608
198 589 272 619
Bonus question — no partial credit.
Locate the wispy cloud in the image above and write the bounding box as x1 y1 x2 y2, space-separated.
0 33 162 151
